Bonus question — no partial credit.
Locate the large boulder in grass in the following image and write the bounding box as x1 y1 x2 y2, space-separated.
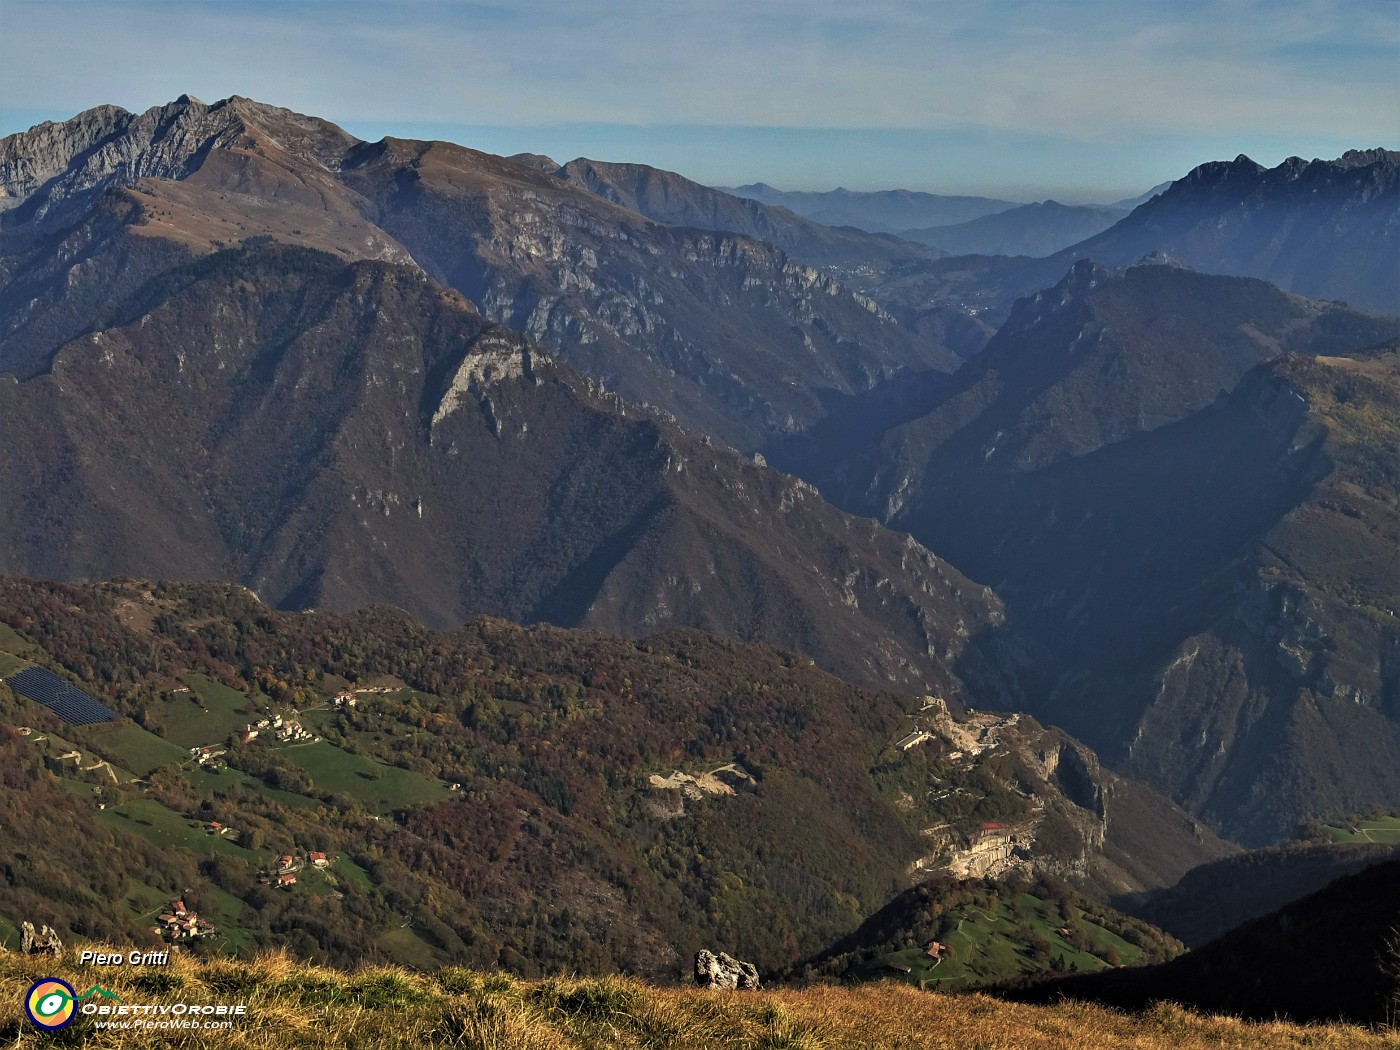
694 949 760 990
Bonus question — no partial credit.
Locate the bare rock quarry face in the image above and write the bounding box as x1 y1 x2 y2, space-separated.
694 949 760 990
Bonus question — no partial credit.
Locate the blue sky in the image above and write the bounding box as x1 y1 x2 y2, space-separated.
2 0 1396 202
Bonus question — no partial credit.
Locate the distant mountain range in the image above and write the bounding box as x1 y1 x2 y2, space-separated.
554 158 937 271
724 181 1174 259
902 201 1128 258
873 151 1400 318
721 183 1019 234
1108 181 1175 212
1070 151 1400 311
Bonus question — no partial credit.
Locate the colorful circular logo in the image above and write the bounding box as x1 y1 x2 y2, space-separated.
25 978 77 1030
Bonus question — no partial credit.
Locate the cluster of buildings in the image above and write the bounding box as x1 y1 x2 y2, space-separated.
257 850 331 889
235 713 314 746
154 899 215 941
190 745 226 768
332 692 359 708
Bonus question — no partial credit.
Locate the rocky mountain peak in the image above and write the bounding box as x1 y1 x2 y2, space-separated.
1060 257 1112 291
1331 147 1400 169
0 94 360 231
1176 154 1266 186
507 152 560 172
216 94 361 169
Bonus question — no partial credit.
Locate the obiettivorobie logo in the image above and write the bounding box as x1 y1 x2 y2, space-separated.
23 976 247 1032
24 979 120 1030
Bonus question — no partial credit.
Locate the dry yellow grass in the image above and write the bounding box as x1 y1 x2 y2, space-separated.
0 947 1394 1049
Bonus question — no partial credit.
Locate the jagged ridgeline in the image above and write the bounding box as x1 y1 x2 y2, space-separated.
870 149 1400 324
0 577 1225 975
0 94 955 450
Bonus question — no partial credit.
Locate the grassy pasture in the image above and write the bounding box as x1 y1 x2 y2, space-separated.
155 673 259 748
85 721 189 776
276 740 449 812
858 893 1146 990
1322 815 1400 844
96 797 261 862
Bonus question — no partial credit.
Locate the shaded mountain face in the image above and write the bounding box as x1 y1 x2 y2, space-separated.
778 261 1397 513
876 149 1400 321
0 577 1230 974
902 201 1127 258
1127 842 1400 947
0 241 1008 700
555 158 936 273
2 96 959 450
723 184 1018 235
1007 859 1400 1026
772 263 1400 843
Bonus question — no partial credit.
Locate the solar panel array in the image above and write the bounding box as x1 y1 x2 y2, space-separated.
5 667 117 726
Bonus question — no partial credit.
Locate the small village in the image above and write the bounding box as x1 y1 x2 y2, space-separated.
153 898 217 942
233 711 316 747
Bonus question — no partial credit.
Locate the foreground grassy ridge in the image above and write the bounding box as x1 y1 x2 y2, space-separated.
1 950 1394 1049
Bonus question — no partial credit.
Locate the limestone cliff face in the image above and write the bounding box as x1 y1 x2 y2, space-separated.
337 141 957 448
897 703 1229 897
0 103 133 208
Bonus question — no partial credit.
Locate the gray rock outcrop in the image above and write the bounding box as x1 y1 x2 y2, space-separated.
694 949 760 990
20 921 63 957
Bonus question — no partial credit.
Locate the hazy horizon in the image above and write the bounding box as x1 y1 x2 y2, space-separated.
2 0 1397 203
